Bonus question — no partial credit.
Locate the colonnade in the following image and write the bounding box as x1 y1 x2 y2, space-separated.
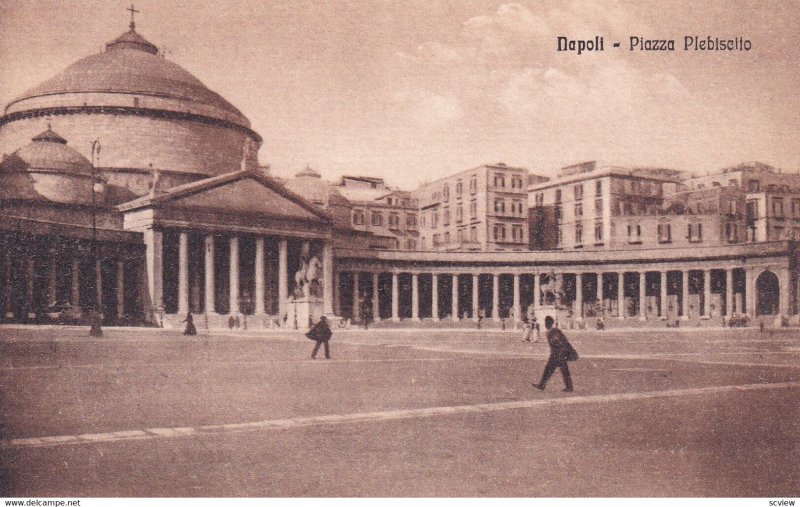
338 265 792 323
0 239 135 322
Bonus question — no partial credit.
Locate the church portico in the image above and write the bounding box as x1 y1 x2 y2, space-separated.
119 169 335 329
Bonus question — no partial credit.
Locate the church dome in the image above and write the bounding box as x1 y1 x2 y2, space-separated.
0 22 261 188
296 165 322 178
0 126 97 205
1 126 92 176
5 27 249 128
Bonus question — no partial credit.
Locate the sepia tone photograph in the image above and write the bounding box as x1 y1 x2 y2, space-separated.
0 0 799 501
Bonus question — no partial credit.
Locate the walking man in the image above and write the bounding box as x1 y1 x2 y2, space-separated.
307 315 333 359
533 316 577 392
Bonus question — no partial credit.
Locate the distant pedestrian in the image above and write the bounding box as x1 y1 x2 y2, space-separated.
361 298 373 330
307 315 333 359
477 307 485 329
88 309 103 337
521 314 539 343
533 316 578 392
183 311 197 336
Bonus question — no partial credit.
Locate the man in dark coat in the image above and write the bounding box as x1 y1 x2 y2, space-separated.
307 316 333 359
361 298 373 330
183 312 197 336
533 315 577 392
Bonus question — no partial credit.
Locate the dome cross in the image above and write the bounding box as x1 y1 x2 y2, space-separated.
127 3 140 31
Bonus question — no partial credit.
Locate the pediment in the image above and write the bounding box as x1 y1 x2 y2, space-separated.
169 178 321 222
118 170 330 227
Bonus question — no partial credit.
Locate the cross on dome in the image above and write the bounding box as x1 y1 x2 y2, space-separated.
127 3 140 31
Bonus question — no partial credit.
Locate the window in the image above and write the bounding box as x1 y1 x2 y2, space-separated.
469 177 477 194
493 225 506 241
574 184 583 200
747 180 760 192
406 214 417 228
371 212 383 226
725 223 739 242
456 205 463 222
773 198 784 217
494 173 506 188
574 203 583 217
432 212 438 229
457 228 465 242
657 223 671 243
443 208 450 226
595 198 603 216
433 233 440 246
688 223 703 242
575 223 583 245
470 226 477 242
792 199 800 217
557 228 563 246
555 206 562 223
444 231 450 243
408 239 417 250
594 222 603 243
456 180 463 196
420 213 426 228
595 180 602 196
353 210 365 225
729 200 738 215
443 184 449 201
494 199 505 214
627 224 642 243
746 201 758 221
470 200 478 219
729 179 738 187
534 193 544 207
512 200 523 215
512 225 524 242
389 212 399 228
555 189 561 204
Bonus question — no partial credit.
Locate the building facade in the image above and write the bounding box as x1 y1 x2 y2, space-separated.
415 163 530 252
1 19 799 331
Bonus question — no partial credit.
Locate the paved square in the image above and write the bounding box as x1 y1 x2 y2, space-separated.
1 326 799 496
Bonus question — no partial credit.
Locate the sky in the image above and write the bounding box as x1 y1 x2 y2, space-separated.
1 0 799 188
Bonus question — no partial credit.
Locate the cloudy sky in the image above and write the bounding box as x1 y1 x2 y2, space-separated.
1 0 798 187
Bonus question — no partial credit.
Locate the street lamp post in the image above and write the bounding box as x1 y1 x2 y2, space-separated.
89 140 103 337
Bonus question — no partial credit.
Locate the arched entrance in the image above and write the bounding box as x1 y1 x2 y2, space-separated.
755 270 780 316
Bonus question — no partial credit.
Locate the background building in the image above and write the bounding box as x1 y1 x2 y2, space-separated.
336 176 419 251
415 163 531 252
683 162 800 242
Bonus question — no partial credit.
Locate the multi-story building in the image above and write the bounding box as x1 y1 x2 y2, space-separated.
336 176 419 251
415 163 532 251
683 162 800 242
528 161 683 250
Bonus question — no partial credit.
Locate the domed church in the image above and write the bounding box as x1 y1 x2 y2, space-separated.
0 17 341 329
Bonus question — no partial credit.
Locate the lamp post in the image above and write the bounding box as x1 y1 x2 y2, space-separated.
89 140 103 337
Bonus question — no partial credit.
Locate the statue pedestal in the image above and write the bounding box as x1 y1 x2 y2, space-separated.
286 297 324 330
534 305 559 325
